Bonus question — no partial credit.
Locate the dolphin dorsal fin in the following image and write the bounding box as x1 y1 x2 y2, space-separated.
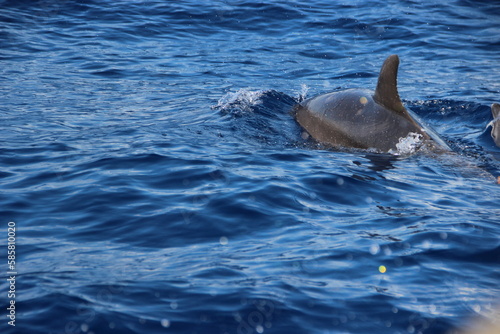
374 55 407 115
492 103 500 119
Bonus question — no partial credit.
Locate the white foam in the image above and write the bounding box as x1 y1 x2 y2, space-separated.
390 132 424 155
297 83 309 102
215 88 267 113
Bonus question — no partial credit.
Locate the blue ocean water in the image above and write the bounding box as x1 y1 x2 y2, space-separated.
1 0 500 333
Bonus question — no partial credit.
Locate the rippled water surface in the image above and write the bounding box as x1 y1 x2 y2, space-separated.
1 1 500 333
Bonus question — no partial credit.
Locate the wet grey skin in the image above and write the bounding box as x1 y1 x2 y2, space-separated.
294 55 432 153
490 103 500 147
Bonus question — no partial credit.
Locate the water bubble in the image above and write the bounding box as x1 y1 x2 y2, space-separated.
383 246 392 256
370 244 380 255
256 325 264 333
170 301 178 310
336 177 344 186
220 236 228 245
81 324 89 332
161 319 170 328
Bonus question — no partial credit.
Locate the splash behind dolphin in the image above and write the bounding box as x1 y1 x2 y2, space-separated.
294 55 441 153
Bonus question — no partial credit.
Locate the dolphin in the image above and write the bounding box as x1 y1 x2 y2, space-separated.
294 55 439 153
489 103 500 148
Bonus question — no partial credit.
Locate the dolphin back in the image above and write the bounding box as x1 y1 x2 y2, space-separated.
294 55 433 153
